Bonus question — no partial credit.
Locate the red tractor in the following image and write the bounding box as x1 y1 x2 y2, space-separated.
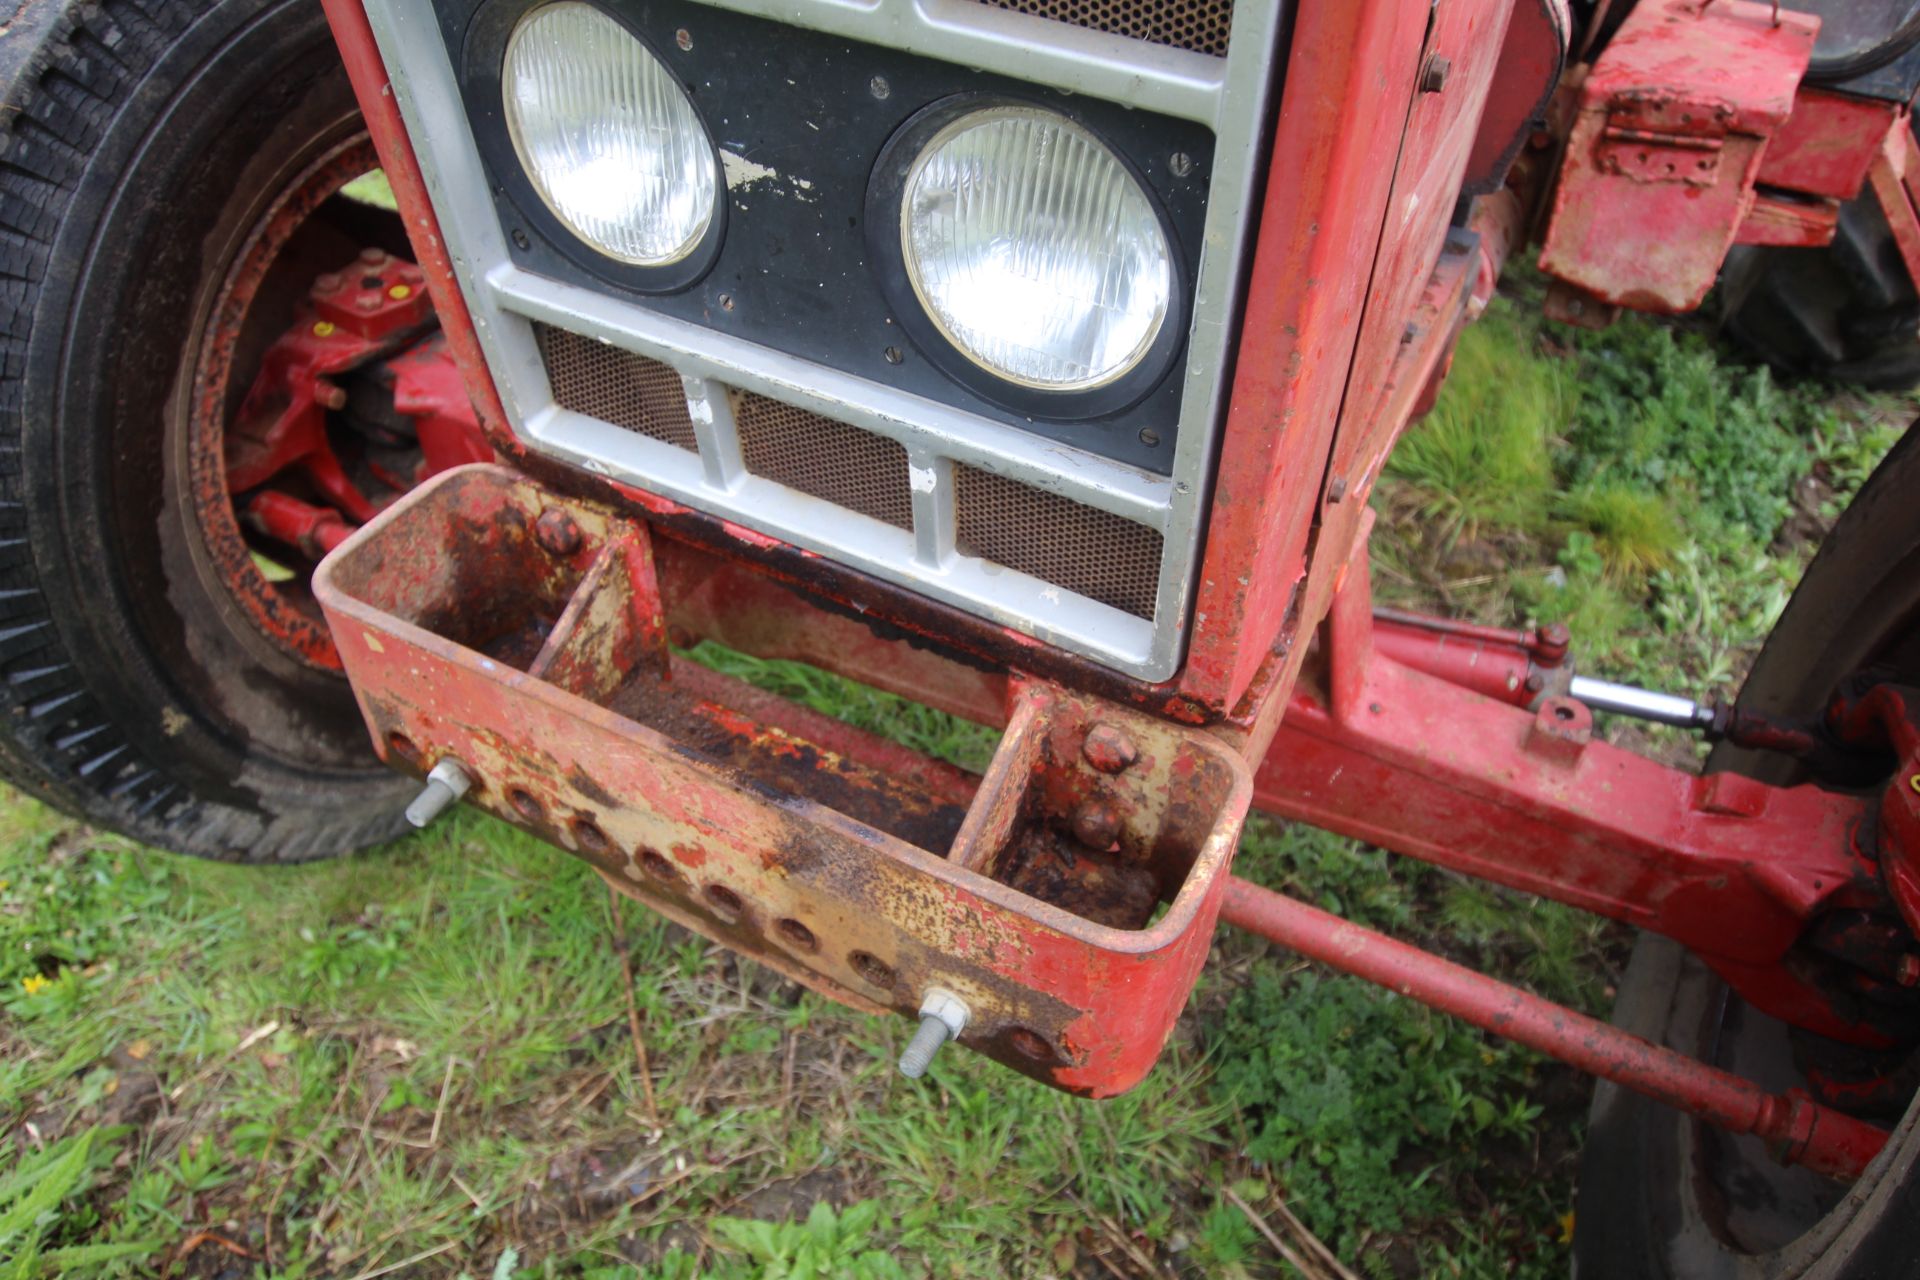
5 0 1920 1270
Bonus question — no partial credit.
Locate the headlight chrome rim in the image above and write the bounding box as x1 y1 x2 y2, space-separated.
463 0 726 293
866 95 1188 422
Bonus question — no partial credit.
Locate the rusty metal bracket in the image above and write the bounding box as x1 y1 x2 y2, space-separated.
314 464 1254 1097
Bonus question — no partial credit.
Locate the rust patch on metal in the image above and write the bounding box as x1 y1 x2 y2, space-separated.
996 825 1161 930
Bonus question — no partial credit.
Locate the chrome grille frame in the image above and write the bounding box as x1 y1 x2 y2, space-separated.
360 0 1284 681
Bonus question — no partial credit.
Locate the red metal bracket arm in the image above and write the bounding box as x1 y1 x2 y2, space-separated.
1869 125 1920 297
1219 876 1889 1182
320 0 516 448
1254 560 1883 1044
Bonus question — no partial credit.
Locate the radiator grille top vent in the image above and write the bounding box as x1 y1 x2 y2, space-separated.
537 324 698 452
973 0 1231 57
955 464 1161 619
733 393 915 532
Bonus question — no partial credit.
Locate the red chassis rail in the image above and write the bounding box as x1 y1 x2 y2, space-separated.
317 0 1913 1185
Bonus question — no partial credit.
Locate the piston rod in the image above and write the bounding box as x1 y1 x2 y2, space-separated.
1568 675 1716 729
1219 875 1890 1181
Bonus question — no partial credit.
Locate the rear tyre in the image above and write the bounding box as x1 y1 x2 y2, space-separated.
1720 193 1920 391
1572 426 1920 1277
0 0 412 860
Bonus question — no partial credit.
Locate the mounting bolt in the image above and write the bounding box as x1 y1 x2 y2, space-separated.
1419 54 1451 93
1898 955 1920 988
1082 723 1139 774
316 382 348 411
898 987 969 1079
359 247 387 265
534 507 583 556
405 758 472 828
1071 799 1124 849
314 272 343 294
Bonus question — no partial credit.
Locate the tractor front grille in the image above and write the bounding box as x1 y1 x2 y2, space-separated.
370 0 1283 678
538 322 1163 619
973 0 1232 57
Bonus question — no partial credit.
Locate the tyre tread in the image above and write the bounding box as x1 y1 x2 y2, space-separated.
0 0 406 861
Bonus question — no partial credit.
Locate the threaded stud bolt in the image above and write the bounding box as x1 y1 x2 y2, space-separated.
405 758 472 828
897 987 969 1079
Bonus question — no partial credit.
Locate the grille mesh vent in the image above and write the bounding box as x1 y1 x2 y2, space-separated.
955 465 1161 619
536 323 698 451
533 324 1162 620
973 0 1231 57
733 393 914 531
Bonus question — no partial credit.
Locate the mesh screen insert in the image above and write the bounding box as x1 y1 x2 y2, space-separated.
955 464 1161 619
536 323 699 451
973 0 1231 57
733 394 914 531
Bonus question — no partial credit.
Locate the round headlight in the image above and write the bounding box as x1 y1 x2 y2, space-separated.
503 3 717 266
900 107 1172 392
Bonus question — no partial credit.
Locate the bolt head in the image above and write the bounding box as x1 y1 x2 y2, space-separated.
1420 54 1452 93
314 273 343 293
1899 955 1920 988
534 507 583 557
1082 723 1140 774
1071 799 1124 849
359 247 387 264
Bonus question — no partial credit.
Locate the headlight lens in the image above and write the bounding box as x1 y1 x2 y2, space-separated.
503 3 717 266
900 107 1172 392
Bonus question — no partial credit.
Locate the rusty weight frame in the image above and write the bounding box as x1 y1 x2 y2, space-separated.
321 0 1909 1174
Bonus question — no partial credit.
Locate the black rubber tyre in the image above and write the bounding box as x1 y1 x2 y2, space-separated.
0 0 412 859
1720 192 1920 391
1572 424 1920 1278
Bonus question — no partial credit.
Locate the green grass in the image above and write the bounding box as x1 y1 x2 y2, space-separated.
1 286 1912 1278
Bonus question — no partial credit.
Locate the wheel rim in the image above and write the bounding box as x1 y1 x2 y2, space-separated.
185 130 403 673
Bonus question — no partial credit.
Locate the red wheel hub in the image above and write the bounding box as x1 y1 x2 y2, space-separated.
187 133 490 670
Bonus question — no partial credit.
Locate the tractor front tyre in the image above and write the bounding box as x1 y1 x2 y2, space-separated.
0 0 413 860
1573 425 1920 1277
